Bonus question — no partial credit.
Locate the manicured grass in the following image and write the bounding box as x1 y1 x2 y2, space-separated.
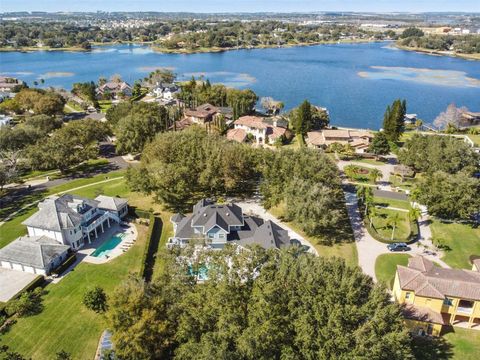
443 327 480 360
388 175 417 192
375 253 411 288
467 134 480 147
354 158 386 166
98 100 112 113
374 196 411 210
1 224 148 359
344 165 375 184
430 220 480 269
269 203 358 267
370 208 411 241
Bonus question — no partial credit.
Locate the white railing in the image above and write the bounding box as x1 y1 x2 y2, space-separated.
457 306 473 315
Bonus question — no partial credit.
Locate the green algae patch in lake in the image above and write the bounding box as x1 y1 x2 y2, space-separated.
358 66 480 88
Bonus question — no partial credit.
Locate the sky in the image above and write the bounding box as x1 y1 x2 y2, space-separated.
1 0 479 13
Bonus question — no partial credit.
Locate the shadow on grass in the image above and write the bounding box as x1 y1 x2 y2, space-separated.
411 334 454 360
0 188 47 221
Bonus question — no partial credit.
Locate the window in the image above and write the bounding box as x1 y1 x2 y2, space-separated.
443 298 453 306
405 292 411 299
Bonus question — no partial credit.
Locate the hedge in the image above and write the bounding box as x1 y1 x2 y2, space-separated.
0 274 46 316
139 214 163 282
52 253 77 276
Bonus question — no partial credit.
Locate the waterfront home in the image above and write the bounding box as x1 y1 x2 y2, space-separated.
22 194 128 250
0 236 70 275
149 82 180 101
229 115 288 145
168 199 294 250
0 76 24 92
96 81 132 99
404 114 418 125
184 103 219 124
393 256 480 336
306 129 373 153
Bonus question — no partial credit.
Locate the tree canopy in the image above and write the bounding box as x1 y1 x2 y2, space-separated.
398 134 479 175
382 99 406 142
108 247 414 360
368 132 390 155
12 88 65 115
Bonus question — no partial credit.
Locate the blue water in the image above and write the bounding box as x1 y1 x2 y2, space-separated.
91 234 124 258
1 42 479 128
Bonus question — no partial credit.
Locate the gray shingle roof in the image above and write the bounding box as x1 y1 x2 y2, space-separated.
190 200 243 230
23 194 99 231
0 236 69 269
235 220 291 249
94 195 128 212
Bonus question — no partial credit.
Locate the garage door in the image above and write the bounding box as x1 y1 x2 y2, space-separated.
23 266 35 274
1 261 12 269
12 263 23 271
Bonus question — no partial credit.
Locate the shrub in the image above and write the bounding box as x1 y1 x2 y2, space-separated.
5 287 45 317
83 287 108 313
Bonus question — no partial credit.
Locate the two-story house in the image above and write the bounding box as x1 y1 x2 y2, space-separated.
22 194 128 250
169 199 294 250
229 116 288 145
393 256 480 336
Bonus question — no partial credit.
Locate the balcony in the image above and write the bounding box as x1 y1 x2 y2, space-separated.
456 306 474 315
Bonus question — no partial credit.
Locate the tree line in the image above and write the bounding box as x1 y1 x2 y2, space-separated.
107 246 414 360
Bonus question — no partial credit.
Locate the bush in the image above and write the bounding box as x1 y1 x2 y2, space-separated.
5 287 45 317
52 254 77 275
139 214 163 281
83 286 108 313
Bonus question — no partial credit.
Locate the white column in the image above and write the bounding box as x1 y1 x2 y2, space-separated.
88 233 91 244
94 228 98 239
101 222 104 233
107 217 111 228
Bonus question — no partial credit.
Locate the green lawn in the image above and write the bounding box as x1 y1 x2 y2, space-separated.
344 165 375 184
444 328 480 360
467 134 480 147
370 208 411 242
430 220 480 269
1 224 148 359
374 196 411 210
98 100 112 113
375 253 411 288
269 203 358 267
353 158 386 166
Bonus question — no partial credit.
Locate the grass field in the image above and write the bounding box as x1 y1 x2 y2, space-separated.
375 253 411 288
430 220 480 269
353 158 386 166
1 224 147 359
443 328 480 360
269 203 358 267
374 196 411 210
370 208 411 242
98 100 112 113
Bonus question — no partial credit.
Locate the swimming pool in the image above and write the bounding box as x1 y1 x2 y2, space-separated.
91 234 125 258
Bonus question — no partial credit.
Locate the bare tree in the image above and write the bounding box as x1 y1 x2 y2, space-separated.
433 103 469 129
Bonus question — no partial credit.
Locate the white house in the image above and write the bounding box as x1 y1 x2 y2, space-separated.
0 114 12 127
230 116 287 145
149 82 179 101
22 194 128 250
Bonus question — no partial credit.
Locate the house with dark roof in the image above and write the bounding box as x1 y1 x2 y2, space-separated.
96 81 132 99
168 199 293 250
0 236 70 275
22 194 128 250
393 256 480 336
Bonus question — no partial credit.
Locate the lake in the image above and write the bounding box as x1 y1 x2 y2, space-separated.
1 42 479 129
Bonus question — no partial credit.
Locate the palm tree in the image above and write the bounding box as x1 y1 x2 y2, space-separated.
368 205 377 228
369 168 382 184
387 213 400 241
409 206 421 221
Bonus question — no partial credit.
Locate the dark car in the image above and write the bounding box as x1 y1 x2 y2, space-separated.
387 242 411 252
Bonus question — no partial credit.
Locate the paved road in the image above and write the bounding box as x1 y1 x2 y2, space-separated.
343 190 449 281
0 143 129 221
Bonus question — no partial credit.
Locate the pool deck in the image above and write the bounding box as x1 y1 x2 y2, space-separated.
79 222 138 264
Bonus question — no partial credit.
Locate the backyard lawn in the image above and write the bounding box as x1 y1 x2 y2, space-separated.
430 220 480 269
1 224 148 359
373 196 411 210
443 327 480 360
375 253 411 288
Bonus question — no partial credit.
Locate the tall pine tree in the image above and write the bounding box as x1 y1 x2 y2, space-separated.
382 99 406 141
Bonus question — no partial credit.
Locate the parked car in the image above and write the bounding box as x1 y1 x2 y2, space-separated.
387 242 411 252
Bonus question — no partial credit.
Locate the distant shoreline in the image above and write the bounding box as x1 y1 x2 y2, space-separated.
0 39 380 54
394 43 480 61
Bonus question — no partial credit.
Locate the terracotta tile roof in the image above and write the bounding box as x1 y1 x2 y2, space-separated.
306 131 326 146
307 129 373 147
226 128 247 143
403 304 446 325
266 126 287 140
397 256 480 301
185 103 218 118
172 118 194 130
234 116 268 129
322 129 351 139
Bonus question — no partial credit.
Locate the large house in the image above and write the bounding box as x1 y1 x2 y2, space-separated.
393 256 480 336
228 116 288 145
174 103 234 130
148 82 180 101
22 194 128 250
96 81 132 99
306 129 373 153
168 199 294 250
